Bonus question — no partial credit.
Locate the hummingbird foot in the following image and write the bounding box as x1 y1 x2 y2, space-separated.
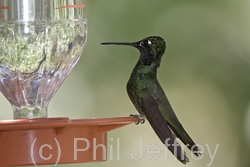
130 114 146 125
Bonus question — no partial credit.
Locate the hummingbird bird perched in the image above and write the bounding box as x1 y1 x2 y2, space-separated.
101 36 201 164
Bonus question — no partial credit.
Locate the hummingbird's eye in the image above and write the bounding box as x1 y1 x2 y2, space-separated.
145 40 152 45
140 40 152 47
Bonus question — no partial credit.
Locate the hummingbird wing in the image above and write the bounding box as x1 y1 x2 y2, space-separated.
142 84 201 157
140 89 189 164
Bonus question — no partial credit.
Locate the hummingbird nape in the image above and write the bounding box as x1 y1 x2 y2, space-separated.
101 36 201 164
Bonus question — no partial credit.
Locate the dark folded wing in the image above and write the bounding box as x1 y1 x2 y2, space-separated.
141 94 189 164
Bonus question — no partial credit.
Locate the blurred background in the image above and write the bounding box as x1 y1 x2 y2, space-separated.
1 0 250 167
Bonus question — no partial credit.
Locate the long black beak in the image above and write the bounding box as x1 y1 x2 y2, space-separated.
101 42 138 47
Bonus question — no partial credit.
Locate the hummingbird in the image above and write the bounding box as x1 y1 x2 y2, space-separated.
101 36 201 164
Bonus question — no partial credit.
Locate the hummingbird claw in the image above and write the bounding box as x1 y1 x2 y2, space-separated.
130 114 146 125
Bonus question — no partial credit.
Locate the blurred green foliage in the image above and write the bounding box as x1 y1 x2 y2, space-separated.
1 0 250 167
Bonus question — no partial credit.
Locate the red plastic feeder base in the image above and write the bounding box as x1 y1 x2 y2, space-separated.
0 117 138 166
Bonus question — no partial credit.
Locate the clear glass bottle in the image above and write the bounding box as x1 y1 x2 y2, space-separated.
0 0 87 119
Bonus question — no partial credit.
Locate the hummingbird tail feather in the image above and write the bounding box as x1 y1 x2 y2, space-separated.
168 123 201 156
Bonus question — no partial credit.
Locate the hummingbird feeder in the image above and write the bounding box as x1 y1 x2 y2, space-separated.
0 0 137 166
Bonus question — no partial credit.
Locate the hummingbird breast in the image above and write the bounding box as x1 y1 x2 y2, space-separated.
126 77 144 115
126 71 154 116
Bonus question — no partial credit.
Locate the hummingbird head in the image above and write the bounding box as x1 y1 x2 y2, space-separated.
101 36 166 67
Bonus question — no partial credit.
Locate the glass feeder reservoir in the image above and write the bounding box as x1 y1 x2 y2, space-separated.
0 0 87 119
